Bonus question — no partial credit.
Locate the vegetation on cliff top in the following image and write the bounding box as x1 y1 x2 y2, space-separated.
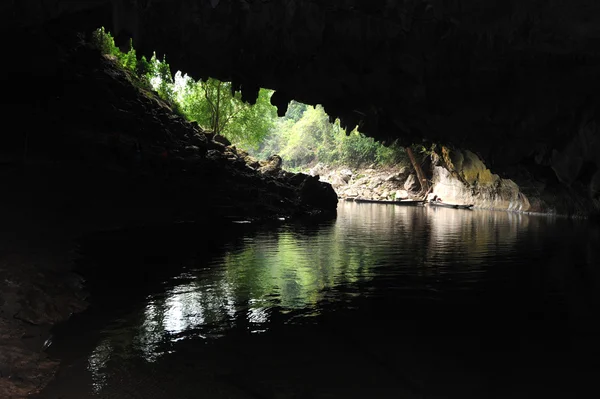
92 28 408 170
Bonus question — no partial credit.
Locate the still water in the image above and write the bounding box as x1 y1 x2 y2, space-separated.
37 203 600 399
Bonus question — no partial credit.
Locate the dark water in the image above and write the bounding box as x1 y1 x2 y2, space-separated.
37 203 600 399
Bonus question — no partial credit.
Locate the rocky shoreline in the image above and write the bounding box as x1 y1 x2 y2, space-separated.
309 144 597 216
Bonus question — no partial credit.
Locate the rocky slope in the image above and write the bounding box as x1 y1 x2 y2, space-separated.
0 33 336 398
311 163 423 202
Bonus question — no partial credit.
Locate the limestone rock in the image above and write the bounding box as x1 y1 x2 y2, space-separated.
395 190 409 200
386 167 410 182
339 169 353 183
258 154 283 176
309 163 327 177
404 174 420 192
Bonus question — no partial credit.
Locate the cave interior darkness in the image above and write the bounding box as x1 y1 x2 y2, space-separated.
2 1 600 215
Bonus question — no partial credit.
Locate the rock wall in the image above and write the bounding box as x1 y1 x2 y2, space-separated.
432 146 600 215
430 148 529 212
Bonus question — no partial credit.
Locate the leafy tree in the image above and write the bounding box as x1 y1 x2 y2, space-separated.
172 73 276 147
147 53 176 103
251 104 407 170
91 27 118 56
285 101 309 122
119 39 137 72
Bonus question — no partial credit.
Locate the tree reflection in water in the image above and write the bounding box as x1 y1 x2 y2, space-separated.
41 202 599 398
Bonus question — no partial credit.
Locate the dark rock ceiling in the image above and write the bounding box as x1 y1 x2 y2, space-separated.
3 1 600 181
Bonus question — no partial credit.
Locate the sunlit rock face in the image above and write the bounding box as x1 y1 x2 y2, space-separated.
3 0 600 215
431 163 529 212
430 148 528 212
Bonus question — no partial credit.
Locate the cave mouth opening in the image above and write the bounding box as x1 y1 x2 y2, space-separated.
91 27 411 175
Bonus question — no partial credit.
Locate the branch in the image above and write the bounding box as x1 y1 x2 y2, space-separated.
202 82 218 131
220 106 244 133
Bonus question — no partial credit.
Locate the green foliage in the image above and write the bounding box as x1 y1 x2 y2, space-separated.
92 28 137 72
119 39 137 72
172 73 277 147
91 27 118 56
252 105 407 170
376 141 408 167
148 53 176 103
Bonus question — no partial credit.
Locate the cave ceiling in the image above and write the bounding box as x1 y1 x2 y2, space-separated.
4 0 600 168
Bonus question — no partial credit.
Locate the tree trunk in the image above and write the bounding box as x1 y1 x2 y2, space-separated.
405 146 429 195
215 82 221 134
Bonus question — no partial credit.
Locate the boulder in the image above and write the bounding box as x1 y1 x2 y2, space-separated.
190 133 207 147
258 154 283 176
339 169 353 183
386 166 411 182
404 173 420 192
309 162 327 177
287 172 310 187
299 175 338 210
328 174 347 187
244 155 260 169
395 190 409 200
213 134 231 146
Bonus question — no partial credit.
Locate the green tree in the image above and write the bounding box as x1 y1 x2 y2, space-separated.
147 53 176 103
172 73 276 147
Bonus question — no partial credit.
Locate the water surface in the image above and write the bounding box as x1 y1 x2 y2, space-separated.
37 203 600 398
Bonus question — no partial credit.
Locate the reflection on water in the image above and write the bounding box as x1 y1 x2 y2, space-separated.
87 339 111 394
39 202 600 399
